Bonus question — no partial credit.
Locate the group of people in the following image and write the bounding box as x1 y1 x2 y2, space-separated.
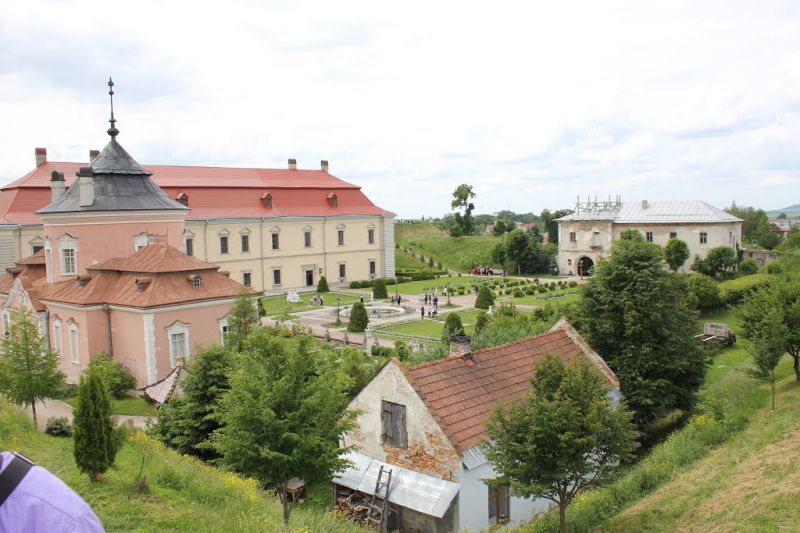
420 292 439 319
470 266 507 277
310 294 325 306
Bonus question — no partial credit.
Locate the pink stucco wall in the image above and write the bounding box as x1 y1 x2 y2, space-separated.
107 310 146 385
43 214 185 281
49 307 108 384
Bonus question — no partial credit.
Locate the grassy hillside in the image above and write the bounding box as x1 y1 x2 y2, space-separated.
0 399 363 532
395 221 500 272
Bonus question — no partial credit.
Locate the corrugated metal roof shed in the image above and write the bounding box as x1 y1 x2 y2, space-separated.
333 451 460 518
557 201 742 224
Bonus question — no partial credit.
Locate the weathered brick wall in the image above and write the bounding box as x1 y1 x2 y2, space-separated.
343 360 461 481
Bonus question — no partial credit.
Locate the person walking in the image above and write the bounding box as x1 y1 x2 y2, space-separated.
420 306 425 319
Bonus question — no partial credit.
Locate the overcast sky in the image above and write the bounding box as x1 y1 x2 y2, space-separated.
1 1 799 218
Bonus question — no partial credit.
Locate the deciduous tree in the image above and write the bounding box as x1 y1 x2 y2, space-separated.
582 238 708 425
745 304 787 410
213 334 356 526
664 237 690 271
0 309 64 427
450 184 476 236
226 290 259 350
485 356 637 533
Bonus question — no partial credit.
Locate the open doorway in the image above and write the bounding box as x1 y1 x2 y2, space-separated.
305 269 314 287
577 256 594 277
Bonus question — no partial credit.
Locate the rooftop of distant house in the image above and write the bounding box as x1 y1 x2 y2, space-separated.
557 200 742 224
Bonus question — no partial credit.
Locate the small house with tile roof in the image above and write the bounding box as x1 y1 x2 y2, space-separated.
335 318 619 532
0 85 259 387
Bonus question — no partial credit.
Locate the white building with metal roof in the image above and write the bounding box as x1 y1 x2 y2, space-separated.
556 198 743 275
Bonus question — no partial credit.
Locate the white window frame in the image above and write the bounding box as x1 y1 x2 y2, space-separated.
242 271 252 287
303 225 313 248
369 259 376 278
134 232 154 252
700 232 708 244
59 234 78 275
167 321 190 368
337 229 345 246
270 227 281 251
68 322 79 364
219 318 229 346
272 268 282 287
367 225 376 245
338 262 347 281
592 231 601 247
52 319 63 358
645 232 654 243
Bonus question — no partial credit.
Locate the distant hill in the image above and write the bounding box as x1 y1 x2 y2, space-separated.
767 204 800 216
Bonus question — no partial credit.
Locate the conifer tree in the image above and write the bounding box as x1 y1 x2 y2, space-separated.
475 284 495 310
0 308 64 427
73 368 116 481
317 275 330 293
442 312 465 342
347 302 369 332
372 278 388 299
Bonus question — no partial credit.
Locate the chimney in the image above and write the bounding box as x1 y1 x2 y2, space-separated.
288 158 297 170
641 200 648 210
321 160 329 173
449 333 473 359
35 147 47 167
89 149 100 162
50 171 65 202
77 166 94 207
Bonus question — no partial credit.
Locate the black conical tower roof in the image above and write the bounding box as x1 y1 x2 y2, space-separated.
90 137 151 175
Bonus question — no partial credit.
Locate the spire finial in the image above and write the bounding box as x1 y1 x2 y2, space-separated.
107 77 119 138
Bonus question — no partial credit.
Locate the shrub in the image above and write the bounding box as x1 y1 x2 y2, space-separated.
548 284 557 291
686 274 722 314
317 276 330 293
513 289 525 298
568 280 578 288
395 340 411 361
524 286 536 295
347 302 369 332
738 258 758 275
349 281 361 289
475 285 495 309
45 416 72 437
370 345 393 357
474 311 490 333
373 278 388 299
504 288 513 295
442 312 465 341
88 356 136 399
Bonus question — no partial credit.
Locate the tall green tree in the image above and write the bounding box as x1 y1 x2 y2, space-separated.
150 344 233 460
582 239 708 425
686 273 722 315
744 305 787 410
485 356 637 533
226 290 259 350
372 278 388 299
0 309 64 427
664 237 690 271
726 204 781 249
739 279 800 381
73 367 116 481
539 209 573 244
694 246 737 278
492 219 515 236
491 229 550 275
213 333 356 526
450 184 476 236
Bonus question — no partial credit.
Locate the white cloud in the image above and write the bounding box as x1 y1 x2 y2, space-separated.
1 0 799 216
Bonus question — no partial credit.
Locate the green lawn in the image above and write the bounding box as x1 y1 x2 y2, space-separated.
496 289 581 307
0 399 363 532
395 275 499 295
64 395 156 417
395 221 447 243
260 291 362 316
404 235 501 272
377 310 483 339
395 250 436 271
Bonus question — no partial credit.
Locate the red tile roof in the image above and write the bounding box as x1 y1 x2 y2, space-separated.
0 251 49 311
0 161 392 225
41 245 259 309
405 319 618 453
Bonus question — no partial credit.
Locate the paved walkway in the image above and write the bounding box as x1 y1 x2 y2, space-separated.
24 398 152 431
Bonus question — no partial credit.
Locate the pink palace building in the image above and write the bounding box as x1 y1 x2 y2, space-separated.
0 88 259 387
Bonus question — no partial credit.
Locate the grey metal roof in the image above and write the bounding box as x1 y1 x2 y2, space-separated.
91 138 151 175
37 138 188 214
557 201 742 224
333 451 460 518
461 446 488 470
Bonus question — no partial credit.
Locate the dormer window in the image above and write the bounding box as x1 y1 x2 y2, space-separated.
176 192 189 206
327 193 338 207
262 193 273 209
135 277 152 292
188 274 202 287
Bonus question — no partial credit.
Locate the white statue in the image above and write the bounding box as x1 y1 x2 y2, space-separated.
286 289 301 303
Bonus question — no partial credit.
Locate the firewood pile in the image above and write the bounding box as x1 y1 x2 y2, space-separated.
335 487 373 525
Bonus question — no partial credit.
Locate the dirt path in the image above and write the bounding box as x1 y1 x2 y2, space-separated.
24 398 152 431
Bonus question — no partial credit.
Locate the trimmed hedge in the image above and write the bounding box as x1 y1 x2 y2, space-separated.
718 274 771 305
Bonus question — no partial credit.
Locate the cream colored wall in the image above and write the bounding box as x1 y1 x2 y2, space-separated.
343 360 460 482
186 216 389 293
557 220 742 274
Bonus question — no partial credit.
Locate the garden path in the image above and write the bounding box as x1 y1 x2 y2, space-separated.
24 399 151 431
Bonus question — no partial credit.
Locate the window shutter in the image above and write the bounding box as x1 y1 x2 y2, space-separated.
382 401 393 445
396 403 407 448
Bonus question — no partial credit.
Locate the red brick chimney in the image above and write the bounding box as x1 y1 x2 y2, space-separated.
89 149 100 162
288 158 297 170
321 160 329 173
35 147 47 167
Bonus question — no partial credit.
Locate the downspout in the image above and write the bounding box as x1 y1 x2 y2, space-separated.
103 304 113 357
203 219 209 261
16 225 22 262
259 218 265 291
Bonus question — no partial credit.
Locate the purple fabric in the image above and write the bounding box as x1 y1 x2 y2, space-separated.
0 452 104 533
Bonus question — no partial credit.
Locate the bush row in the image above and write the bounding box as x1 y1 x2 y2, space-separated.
717 273 771 305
